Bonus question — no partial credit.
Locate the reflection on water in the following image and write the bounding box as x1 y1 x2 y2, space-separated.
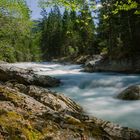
12 62 140 130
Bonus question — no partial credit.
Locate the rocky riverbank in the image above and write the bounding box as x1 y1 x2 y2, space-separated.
83 55 140 73
0 63 140 140
0 64 60 87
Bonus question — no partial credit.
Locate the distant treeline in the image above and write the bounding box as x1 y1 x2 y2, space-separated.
40 5 96 60
0 0 140 62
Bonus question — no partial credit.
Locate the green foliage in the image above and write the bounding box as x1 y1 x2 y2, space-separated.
0 0 41 62
0 0 140 62
113 0 140 15
97 0 140 59
40 4 95 60
0 0 30 19
39 0 85 11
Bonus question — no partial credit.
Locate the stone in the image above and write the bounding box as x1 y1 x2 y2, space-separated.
84 55 140 73
74 55 91 64
117 85 140 100
0 83 140 139
0 64 60 87
4 82 82 113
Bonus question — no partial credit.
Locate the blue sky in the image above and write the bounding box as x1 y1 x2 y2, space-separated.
26 0 42 19
26 0 101 20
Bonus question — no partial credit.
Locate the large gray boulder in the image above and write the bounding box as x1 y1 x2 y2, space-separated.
117 85 140 100
0 64 60 87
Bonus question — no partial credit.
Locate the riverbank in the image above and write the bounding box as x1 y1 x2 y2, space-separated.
52 54 140 74
0 63 140 139
83 55 140 74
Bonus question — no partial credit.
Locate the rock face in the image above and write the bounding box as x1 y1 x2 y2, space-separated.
117 85 140 100
84 55 140 73
0 82 140 140
0 64 60 87
0 83 103 140
5 82 82 113
89 117 140 140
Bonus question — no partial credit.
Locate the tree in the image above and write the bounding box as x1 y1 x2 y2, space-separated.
40 6 63 60
0 0 41 62
39 0 140 60
77 2 95 54
97 0 140 59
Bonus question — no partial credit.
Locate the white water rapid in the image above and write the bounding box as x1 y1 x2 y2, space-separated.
11 62 140 130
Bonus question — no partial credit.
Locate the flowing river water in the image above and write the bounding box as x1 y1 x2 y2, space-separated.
12 62 140 130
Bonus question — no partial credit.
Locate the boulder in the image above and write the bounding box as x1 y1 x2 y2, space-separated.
117 85 140 100
0 64 60 87
84 54 105 72
74 55 91 64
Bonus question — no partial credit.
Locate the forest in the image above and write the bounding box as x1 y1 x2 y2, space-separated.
0 0 140 62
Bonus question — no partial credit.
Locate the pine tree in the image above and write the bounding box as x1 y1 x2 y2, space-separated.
40 6 63 60
77 2 95 55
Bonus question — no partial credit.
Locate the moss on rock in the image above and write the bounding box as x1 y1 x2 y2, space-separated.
0 110 42 140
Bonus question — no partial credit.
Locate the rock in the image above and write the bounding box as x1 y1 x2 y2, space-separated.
84 55 140 73
0 85 48 115
25 85 83 113
4 82 82 113
89 117 140 140
0 84 103 140
117 85 140 100
1 82 140 140
85 55 103 67
84 55 104 72
74 55 91 64
0 61 7 64
0 84 84 139
0 64 60 87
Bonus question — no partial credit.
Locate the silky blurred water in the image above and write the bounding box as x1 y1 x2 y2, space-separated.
12 62 140 130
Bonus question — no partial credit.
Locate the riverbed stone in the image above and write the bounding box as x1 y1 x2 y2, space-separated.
117 85 140 100
0 64 60 87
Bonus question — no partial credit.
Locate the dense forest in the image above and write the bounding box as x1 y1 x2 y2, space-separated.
0 0 140 62
0 0 41 62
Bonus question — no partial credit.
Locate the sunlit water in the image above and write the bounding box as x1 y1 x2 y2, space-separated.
11 62 140 130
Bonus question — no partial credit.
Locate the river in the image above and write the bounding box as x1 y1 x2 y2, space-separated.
12 62 140 130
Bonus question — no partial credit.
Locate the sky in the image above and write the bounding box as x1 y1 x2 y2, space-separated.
26 0 42 19
26 0 102 20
